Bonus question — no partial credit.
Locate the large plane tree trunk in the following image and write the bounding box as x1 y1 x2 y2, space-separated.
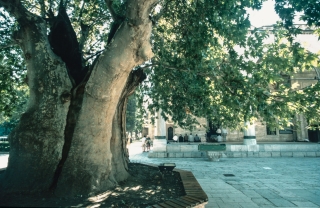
0 0 155 197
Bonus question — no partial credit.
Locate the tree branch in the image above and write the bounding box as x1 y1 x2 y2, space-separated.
105 0 121 21
78 0 86 22
84 50 104 62
0 42 17 50
38 0 46 17
126 0 159 26
144 61 223 79
85 40 101 54
79 22 90 52
143 60 237 95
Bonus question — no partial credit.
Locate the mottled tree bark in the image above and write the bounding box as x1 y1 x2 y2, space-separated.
0 0 156 197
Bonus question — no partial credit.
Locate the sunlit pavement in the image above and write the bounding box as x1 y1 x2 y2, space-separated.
128 142 320 208
1 143 320 207
0 154 8 169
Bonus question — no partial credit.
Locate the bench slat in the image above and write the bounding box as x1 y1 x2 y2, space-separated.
198 144 226 151
168 199 191 207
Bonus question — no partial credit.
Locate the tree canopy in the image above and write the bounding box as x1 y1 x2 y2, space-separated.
0 0 319 132
141 0 320 130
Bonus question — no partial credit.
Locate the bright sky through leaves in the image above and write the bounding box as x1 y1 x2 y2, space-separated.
248 0 280 27
248 0 320 53
248 0 305 27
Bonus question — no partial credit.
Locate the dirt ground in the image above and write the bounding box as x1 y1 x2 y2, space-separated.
0 163 185 207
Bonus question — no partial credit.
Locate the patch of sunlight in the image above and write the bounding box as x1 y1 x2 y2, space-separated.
88 191 111 203
291 82 301 90
130 185 141 191
86 204 101 208
114 187 123 191
0 155 9 169
145 190 155 194
71 203 84 207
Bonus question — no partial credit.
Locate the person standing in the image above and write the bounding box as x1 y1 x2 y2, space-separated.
145 135 151 151
216 128 222 142
141 135 146 152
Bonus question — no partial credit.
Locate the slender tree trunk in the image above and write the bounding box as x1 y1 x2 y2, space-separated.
0 0 156 197
111 68 146 185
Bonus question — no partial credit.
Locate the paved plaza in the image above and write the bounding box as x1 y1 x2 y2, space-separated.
129 142 320 208
1 142 320 207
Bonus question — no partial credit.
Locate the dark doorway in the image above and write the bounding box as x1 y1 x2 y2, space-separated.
142 128 148 137
168 127 173 141
206 120 219 142
308 127 320 143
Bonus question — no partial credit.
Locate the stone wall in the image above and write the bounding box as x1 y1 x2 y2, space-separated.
172 117 208 140
148 143 320 158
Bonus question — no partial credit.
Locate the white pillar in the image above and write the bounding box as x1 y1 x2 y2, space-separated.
152 110 167 152
243 121 257 145
156 110 166 138
222 128 228 142
295 114 309 141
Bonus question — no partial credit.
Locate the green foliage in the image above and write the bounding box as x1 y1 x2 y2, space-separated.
143 0 320 130
0 8 28 135
275 0 320 27
1 0 319 133
0 85 28 135
135 87 148 132
0 8 25 114
18 0 113 64
0 9 28 135
126 95 137 132
126 91 147 134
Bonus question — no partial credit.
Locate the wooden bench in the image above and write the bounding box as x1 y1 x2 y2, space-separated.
198 144 226 161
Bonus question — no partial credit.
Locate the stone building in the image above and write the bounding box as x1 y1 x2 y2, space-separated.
142 68 319 144
142 25 320 144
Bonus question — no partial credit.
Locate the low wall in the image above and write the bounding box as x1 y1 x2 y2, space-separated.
148 143 320 158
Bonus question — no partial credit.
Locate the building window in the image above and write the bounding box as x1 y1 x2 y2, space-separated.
279 126 293 134
266 126 277 135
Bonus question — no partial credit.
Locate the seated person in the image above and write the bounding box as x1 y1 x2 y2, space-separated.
188 133 194 142
173 134 178 142
179 134 184 142
194 134 200 142
184 133 188 142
